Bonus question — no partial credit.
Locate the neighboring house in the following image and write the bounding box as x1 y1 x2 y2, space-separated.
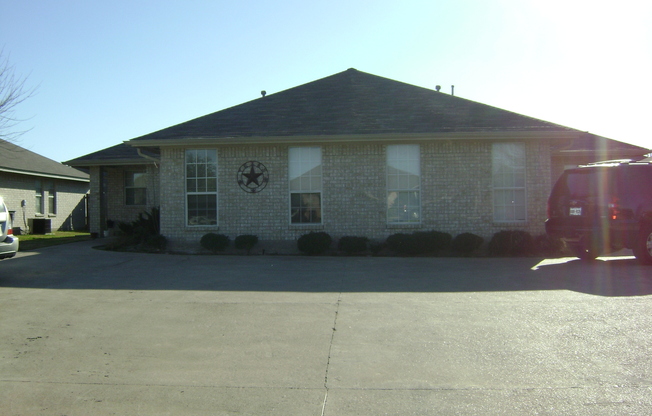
65 69 650 249
0 139 89 233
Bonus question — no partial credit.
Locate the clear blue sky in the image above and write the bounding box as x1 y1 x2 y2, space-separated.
2 0 651 163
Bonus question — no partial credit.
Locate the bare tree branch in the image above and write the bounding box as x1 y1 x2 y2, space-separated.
0 48 37 142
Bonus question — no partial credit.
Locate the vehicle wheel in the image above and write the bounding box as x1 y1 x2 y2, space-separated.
633 225 652 265
573 235 602 261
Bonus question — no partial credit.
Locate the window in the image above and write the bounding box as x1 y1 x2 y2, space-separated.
46 181 56 215
125 171 147 205
492 142 526 222
289 147 322 224
35 180 44 215
387 144 420 223
186 149 218 226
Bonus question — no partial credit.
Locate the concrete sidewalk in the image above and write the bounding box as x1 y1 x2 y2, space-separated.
1 242 651 415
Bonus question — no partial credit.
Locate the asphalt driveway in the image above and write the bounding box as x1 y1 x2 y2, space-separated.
1 240 651 415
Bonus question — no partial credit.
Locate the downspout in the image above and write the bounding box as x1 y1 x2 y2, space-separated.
137 148 160 168
136 147 161 213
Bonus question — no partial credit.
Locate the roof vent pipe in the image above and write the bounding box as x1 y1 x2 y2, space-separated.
451 85 455 96
261 90 266 97
435 85 441 92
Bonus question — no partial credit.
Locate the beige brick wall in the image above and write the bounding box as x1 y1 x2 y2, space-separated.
158 140 552 248
0 171 88 232
322 144 386 238
88 164 159 235
159 147 186 239
105 165 160 227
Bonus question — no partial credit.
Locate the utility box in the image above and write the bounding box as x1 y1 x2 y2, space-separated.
30 218 52 234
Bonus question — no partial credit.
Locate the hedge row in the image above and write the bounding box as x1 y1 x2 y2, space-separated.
196 229 563 257
104 209 560 258
297 230 562 257
200 233 259 254
296 230 482 256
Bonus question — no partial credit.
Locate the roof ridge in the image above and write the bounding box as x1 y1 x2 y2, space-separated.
115 69 604 144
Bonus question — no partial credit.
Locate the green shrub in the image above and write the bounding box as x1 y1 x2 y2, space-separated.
117 221 134 235
369 241 384 255
144 234 168 252
415 230 452 252
297 232 332 255
386 231 452 255
488 230 534 256
107 207 165 252
451 233 484 255
129 207 160 237
338 236 369 254
386 233 416 254
234 234 259 254
200 233 230 253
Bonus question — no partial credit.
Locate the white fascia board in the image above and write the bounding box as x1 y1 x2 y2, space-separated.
127 131 583 148
0 167 89 182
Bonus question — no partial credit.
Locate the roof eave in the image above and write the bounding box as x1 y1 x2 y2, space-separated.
0 167 89 182
127 130 584 147
65 159 157 168
554 149 651 158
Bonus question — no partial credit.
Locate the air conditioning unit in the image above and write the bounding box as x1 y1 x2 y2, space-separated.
30 218 52 234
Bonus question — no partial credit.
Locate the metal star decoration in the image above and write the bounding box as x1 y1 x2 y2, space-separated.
237 161 269 193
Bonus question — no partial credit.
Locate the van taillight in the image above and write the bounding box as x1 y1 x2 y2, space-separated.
608 198 621 220
7 227 12 235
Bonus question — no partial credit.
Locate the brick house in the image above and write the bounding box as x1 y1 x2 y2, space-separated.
0 139 89 233
65 69 649 249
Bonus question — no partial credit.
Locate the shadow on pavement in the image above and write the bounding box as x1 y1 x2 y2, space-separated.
1 242 650 297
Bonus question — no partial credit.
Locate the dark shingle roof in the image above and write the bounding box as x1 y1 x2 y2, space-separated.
64 69 650 165
0 139 89 181
64 143 159 167
129 68 577 144
552 134 650 161
558 134 649 154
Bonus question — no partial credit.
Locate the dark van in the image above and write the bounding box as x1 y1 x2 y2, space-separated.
545 160 652 264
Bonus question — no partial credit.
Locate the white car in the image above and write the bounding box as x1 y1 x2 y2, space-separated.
0 197 19 259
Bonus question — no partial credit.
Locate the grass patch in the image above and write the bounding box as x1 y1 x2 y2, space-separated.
18 231 92 251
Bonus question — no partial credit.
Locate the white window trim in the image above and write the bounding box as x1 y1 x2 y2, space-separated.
35 180 44 216
289 146 323 225
492 142 527 223
124 171 147 206
46 180 57 216
386 144 421 224
185 149 219 227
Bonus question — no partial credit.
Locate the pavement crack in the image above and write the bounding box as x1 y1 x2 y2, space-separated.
320 389 329 416
321 292 342 415
324 293 341 388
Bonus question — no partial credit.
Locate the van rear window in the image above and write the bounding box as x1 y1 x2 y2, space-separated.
562 169 619 200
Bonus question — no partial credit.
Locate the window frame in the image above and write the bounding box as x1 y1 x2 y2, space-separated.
386 144 421 224
35 180 44 216
46 180 56 216
185 149 218 227
288 146 323 225
492 142 527 223
124 171 147 206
